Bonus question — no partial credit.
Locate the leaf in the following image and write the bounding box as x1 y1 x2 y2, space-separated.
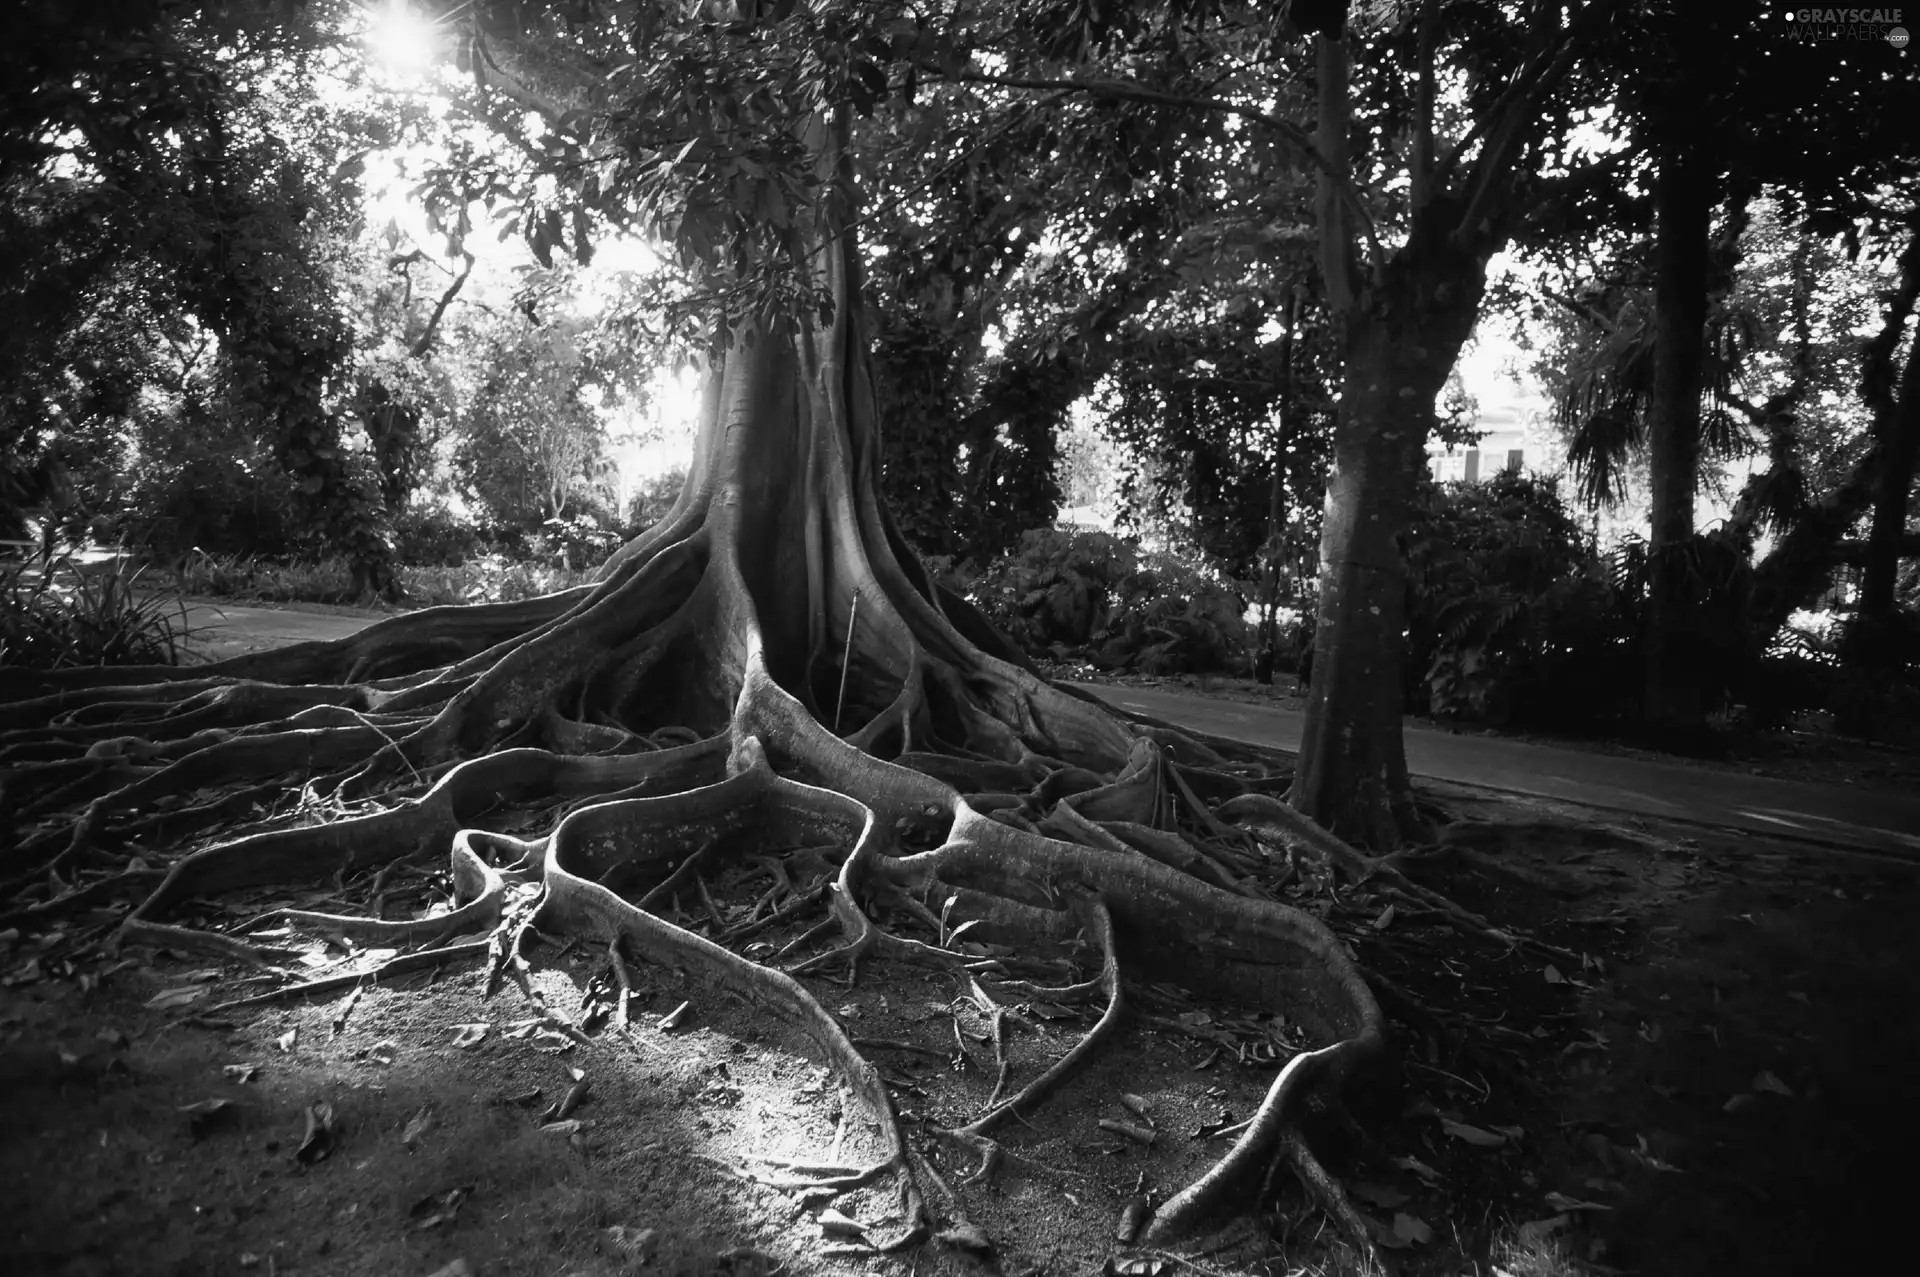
180 1098 236 1137
222 1063 259 1084
1393 1213 1434 1245
530 1028 575 1054
1439 1117 1507 1147
275 1029 297 1053
1371 904 1397 931
1518 1214 1572 1244
402 1107 434 1148
146 986 207 1011
936 1221 993 1254
295 1100 335 1163
449 1023 489 1049
1392 1153 1443 1183
1543 964 1565 984
1544 1192 1611 1212
1752 1070 1793 1097
1351 1182 1410 1209
817 1207 866 1238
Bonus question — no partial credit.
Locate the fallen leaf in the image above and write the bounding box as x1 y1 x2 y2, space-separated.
817 1207 866 1238
1439 1117 1506 1147
294 1100 335 1163
422 1261 473 1277
329 986 361 1038
223 1063 260 1084
1351 1182 1410 1209
1393 1213 1433 1246
938 1220 994 1254
275 1029 297 1054
1372 904 1397 931
179 1098 236 1137
1392 1153 1443 1183
1104 1255 1172 1276
1518 1214 1572 1244
366 1040 397 1065
658 1001 691 1032
1752 1070 1793 1097
1543 965 1565 984
600 1225 657 1262
530 1029 575 1054
408 1185 473 1231
1723 1092 1755 1113
1544 1192 1611 1213
449 1023 489 1049
1492 1124 1526 1142
402 1107 434 1148
145 987 206 1011
542 1119 584 1137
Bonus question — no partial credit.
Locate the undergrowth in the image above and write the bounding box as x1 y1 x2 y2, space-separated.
170 549 599 608
0 552 188 670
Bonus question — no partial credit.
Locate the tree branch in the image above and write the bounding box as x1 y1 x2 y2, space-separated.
409 250 475 360
1446 0 1625 248
942 69 1385 277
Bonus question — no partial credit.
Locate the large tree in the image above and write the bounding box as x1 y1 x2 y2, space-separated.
0 0 1519 1260
1285 0 1629 845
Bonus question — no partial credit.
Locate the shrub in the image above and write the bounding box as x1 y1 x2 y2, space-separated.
966 529 1249 674
534 513 623 569
0 553 187 670
393 506 480 566
1404 473 1643 730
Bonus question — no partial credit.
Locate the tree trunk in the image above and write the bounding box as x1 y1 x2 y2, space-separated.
1642 137 1712 731
1860 285 1920 624
1290 253 1484 848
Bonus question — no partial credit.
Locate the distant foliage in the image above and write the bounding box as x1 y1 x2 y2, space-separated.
1404 473 1631 728
966 529 1248 674
392 506 480 567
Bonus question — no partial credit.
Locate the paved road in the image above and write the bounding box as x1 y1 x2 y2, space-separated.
1075 683 1920 857
170 604 1920 856
177 599 380 663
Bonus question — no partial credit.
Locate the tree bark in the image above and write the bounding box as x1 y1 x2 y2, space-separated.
1642 136 1712 731
1291 247 1484 849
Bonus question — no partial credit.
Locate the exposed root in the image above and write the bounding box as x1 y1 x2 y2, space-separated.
0 318 1519 1266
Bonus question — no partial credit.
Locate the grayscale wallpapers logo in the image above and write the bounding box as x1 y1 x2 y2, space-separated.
1780 7 1909 43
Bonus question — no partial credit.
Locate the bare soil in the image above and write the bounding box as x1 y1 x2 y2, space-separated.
5 786 1910 1277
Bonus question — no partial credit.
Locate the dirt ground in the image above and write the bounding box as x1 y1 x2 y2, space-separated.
4 773 1912 1277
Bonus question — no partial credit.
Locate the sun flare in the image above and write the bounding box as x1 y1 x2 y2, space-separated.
365 0 438 78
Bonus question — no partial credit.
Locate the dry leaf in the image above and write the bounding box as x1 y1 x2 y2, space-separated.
449 1023 489 1049
530 1028 575 1054
601 1225 657 1261
402 1107 434 1148
938 1220 994 1254
275 1029 297 1054
1351 1182 1410 1209
223 1063 259 1083
1752 1070 1793 1097
1543 965 1565 984
294 1100 335 1163
145 987 206 1011
1393 1213 1433 1245
1392 1153 1443 1183
817 1207 866 1238
1544 1191 1611 1213
1439 1117 1506 1147
1518 1214 1572 1244
1372 904 1397 931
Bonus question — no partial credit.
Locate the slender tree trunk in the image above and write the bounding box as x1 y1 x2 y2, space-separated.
1290 256 1483 848
1861 276 1920 625
1642 137 1712 731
